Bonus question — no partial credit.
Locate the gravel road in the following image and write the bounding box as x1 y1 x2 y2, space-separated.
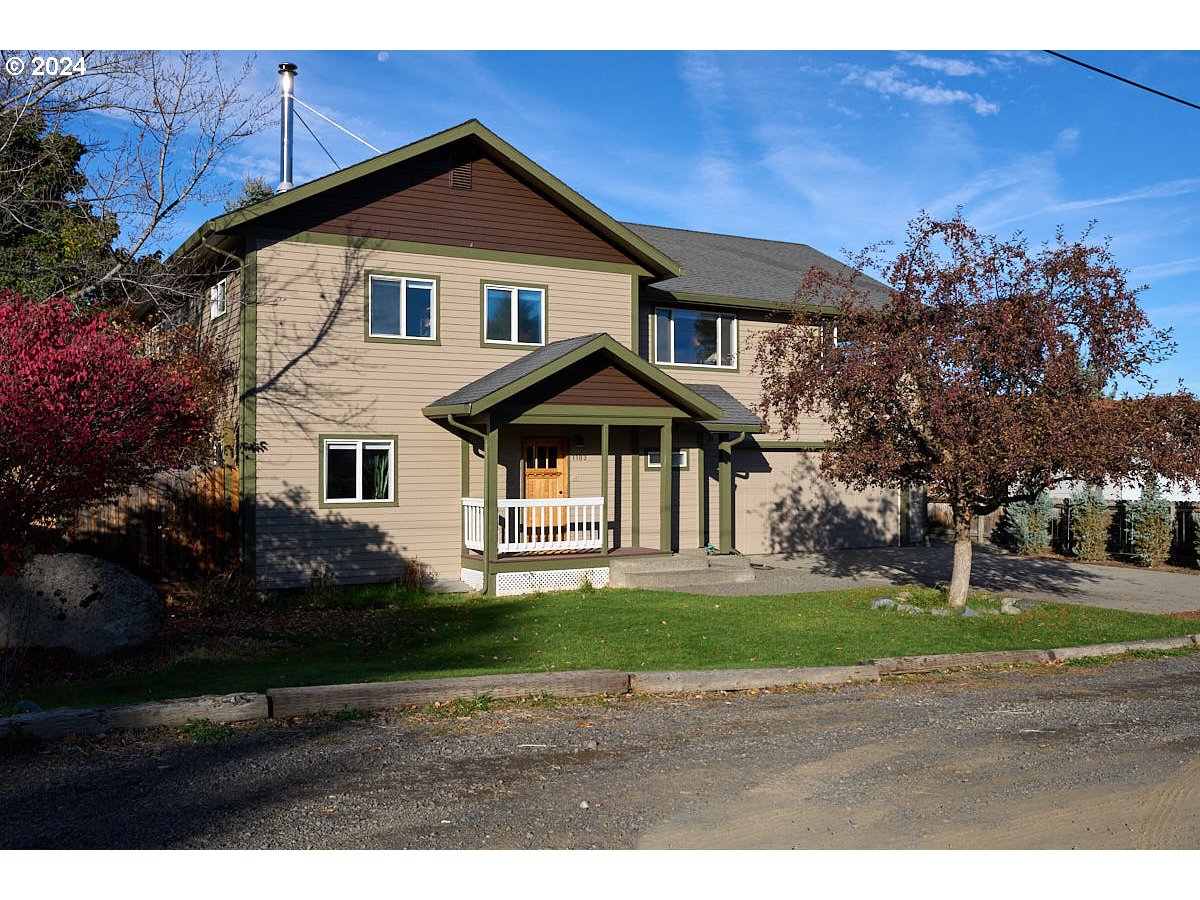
4 653 1200 849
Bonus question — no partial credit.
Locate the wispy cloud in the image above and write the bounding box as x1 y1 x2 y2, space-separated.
1132 257 1200 283
987 51 1055 69
680 51 727 103
848 67 1000 115
987 177 1200 228
897 52 985 77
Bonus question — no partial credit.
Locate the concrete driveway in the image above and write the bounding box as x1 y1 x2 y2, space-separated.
715 544 1200 615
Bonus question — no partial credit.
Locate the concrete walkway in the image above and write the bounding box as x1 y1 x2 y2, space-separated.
698 544 1200 615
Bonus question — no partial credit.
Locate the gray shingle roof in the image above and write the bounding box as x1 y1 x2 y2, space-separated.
683 383 763 431
427 333 604 408
624 222 890 308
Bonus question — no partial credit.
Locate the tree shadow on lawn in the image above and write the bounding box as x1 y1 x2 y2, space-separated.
0 717 414 849
796 543 1108 599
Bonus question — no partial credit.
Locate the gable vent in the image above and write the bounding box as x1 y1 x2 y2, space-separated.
449 162 473 190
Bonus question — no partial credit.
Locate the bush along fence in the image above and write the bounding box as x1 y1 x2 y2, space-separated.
68 465 239 581
969 496 1199 567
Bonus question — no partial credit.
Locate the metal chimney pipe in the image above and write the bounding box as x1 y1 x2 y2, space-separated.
277 62 298 192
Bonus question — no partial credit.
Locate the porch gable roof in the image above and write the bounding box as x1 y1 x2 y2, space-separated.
422 333 727 422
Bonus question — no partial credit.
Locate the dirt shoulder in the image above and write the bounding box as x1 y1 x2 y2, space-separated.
4 652 1200 849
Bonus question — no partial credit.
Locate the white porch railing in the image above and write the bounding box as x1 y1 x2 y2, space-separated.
462 497 606 554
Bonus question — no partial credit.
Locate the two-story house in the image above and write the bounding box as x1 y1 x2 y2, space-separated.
175 120 914 595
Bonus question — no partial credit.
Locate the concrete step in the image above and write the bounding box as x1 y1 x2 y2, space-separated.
608 553 754 590
621 566 755 591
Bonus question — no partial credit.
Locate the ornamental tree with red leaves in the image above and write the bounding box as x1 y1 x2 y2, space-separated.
0 291 226 573
755 213 1200 607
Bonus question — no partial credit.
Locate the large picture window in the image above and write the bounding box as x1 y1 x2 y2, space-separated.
654 307 736 368
322 437 395 504
368 274 437 341
483 283 545 346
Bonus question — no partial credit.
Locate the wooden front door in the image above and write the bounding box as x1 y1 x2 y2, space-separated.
523 439 569 531
523 439 569 500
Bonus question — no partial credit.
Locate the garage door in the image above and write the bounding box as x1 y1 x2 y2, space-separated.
733 449 899 555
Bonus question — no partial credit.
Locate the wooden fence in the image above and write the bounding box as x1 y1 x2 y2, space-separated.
68 466 240 581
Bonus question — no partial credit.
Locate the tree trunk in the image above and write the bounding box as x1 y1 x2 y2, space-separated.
946 507 974 607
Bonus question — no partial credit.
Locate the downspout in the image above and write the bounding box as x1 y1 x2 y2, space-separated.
445 413 486 443
717 431 748 554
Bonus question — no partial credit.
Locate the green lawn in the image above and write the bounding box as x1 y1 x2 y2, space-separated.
6 585 1198 713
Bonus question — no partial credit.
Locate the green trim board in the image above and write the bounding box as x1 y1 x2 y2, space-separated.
631 427 640 547
748 440 829 450
460 439 472 557
504 406 691 426
600 423 609 556
316 434 401 509
483 420 499 595
238 245 258 577
643 288 842 317
171 119 682 278
717 430 748 554
629 274 640 353
273 230 652 276
659 422 674 551
363 270 442 345
697 444 707 546
421 333 724 422
478 279 550 349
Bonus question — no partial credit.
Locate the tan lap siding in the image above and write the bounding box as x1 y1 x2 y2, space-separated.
252 238 635 588
733 449 899 555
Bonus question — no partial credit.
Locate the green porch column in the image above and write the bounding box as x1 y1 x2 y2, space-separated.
460 439 471 557
631 427 640 548
659 420 673 551
483 419 499 596
600 422 610 555
718 431 746 554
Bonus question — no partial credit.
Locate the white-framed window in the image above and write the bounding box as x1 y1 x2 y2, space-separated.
368 274 437 341
322 438 395 504
654 307 736 368
647 448 689 470
483 283 545 346
209 279 228 320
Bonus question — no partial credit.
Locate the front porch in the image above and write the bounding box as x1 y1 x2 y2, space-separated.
422 333 763 595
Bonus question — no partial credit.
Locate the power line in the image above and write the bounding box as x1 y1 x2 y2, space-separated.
294 97 383 154
1044 51 1200 113
294 109 340 171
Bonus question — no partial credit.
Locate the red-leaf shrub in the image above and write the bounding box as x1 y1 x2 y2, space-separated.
0 291 222 572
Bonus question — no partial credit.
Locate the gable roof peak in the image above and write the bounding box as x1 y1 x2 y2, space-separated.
172 119 681 278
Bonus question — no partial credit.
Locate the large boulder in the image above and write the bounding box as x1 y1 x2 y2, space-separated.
0 554 165 656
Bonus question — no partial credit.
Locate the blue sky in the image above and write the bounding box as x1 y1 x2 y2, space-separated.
163 49 1200 393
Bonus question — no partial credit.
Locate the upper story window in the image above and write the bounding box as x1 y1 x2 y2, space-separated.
654 307 736 368
209 278 228 320
483 283 546 346
368 273 437 342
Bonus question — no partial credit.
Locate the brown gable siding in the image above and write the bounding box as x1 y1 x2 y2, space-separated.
254 140 634 266
542 362 673 408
